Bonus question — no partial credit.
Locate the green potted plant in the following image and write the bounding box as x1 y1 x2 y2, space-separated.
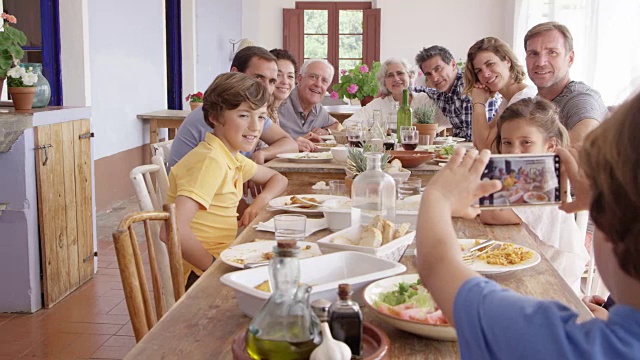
185 91 204 111
0 12 27 97
330 62 381 106
7 65 37 110
413 103 438 145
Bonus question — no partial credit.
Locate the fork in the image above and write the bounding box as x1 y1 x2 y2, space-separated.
462 241 499 264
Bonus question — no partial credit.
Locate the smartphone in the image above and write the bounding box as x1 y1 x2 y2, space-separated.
478 153 567 208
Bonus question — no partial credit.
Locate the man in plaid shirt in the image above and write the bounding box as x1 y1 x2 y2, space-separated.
413 45 501 141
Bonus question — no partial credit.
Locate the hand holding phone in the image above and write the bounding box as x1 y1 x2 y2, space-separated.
423 148 502 218
478 153 566 208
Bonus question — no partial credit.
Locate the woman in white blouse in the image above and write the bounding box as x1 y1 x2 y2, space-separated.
342 57 450 131
463 37 538 150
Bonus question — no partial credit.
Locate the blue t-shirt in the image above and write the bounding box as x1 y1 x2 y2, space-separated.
169 106 273 168
454 277 640 359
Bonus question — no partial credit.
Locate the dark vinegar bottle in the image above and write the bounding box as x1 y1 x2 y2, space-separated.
329 284 363 357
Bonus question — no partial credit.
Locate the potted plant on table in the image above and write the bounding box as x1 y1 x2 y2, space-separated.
330 62 381 107
7 65 37 110
345 145 393 193
0 12 27 98
413 103 438 145
185 91 204 111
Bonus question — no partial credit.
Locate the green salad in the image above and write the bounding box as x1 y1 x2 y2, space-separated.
437 144 455 159
377 279 436 311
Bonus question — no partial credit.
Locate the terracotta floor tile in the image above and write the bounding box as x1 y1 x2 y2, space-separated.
0 341 32 357
105 262 121 269
102 335 136 348
97 261 112 269
114 322 134 337
92 274 122 283
90 345 133 360
19 332 79 358
54 321 124 335
57 334 112 359
107 302 129 316
96 268 121 277
100 289 125 299
0 314 15 326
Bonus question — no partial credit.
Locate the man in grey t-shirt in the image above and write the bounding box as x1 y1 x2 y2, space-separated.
278 59 341 151
169 46 297 168
524 22 607 147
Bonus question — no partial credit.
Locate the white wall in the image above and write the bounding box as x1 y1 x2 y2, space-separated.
194 0 243 93
242 0 516 67
87 0 167 159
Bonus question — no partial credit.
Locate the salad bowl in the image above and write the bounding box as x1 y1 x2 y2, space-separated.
363 274 458 341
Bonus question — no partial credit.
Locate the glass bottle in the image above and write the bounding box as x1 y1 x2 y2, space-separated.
397 89 413 143
388 101 399 133
351 152 396 226
329 284 363 357
370 110 385 141
19 63 51 108
246 240 320 360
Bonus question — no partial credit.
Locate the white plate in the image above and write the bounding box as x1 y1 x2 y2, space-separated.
459 239 541 274
268 194 351 213
319 135 335 141
364 274 457 341
220 241 321 269
433 158 450 163
276 152 333 163
523 191 549 204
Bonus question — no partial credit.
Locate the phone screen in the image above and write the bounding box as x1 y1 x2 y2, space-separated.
479 154 561 207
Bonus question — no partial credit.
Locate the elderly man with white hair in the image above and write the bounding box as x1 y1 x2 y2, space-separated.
342 57 450 132
278 58 341 152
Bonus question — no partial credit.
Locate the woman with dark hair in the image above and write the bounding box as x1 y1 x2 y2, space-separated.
268 48 298 124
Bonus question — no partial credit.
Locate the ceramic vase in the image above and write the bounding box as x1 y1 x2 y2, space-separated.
9 87 36 110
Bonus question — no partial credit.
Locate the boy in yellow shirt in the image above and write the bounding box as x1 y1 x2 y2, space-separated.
166 72 288 284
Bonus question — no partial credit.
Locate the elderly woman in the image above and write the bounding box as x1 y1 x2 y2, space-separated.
342 57 450 132
463 37 538 150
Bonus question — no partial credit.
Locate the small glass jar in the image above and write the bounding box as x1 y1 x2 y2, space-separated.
19 63 51 108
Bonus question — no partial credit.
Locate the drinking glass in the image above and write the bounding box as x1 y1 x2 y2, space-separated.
329 180 348 197
397 177 422 200
419 135 431 146
400 126 419 151
274 214 307 241
347 125 364 148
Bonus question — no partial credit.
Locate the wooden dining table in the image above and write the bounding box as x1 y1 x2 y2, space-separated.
264 157 443 195
125 201 592 359
137 109 190 145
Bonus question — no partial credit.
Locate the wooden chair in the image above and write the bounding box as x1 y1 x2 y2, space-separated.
112 203 185 342
129 158 173 310
150 139 173 173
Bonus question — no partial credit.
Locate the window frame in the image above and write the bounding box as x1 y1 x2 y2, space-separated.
294 1 374 84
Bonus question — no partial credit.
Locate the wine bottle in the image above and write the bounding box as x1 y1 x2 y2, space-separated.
397 89 412 142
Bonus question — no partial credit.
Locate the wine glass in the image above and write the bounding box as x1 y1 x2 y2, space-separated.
347 125 364 148
400 126 418 151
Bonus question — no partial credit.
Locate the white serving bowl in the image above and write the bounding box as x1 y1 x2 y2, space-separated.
364 274 457 341
316 224 415 262
323 208 352 231
386 168 411 184
330 146 349 164
220 251 406 317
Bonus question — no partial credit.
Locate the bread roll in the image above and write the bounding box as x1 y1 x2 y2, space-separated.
359 227 382 247
394 223 411 239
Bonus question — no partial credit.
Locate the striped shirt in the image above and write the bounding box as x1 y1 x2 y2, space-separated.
551 81 608 130
413 71 501 141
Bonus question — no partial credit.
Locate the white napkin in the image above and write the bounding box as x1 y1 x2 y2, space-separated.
255 217 328 236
